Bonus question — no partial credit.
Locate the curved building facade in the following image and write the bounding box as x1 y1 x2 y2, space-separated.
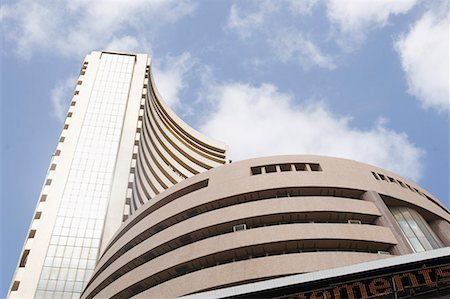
130 59 228 213
81 155 450 298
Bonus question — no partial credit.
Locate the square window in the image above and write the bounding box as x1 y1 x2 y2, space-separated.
265 165 277 173
40 194 47 202
279 164 292 172
70 101 76 106
64 124 69 130
45 179 52 185
294 163 306 171
67 112 73 117
50 164 57 171
309 163 322 171
28 230 36 238
77 80 82 85
11 281 20 291
250 166 262 175
59 137 65 142
35 212 42 219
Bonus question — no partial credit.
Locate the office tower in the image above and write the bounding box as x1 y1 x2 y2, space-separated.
80 155 450 298
8 51 228 299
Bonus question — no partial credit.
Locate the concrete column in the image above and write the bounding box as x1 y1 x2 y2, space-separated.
430 219 450 246
362 191 413 255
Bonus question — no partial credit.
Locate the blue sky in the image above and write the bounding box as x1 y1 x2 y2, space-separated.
1 0 449 296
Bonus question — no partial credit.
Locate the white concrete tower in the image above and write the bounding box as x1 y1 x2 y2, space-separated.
8 51 228 299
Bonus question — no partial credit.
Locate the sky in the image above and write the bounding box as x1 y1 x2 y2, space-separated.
0 0 449 296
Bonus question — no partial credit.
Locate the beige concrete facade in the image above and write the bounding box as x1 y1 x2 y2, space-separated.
81 155 450 299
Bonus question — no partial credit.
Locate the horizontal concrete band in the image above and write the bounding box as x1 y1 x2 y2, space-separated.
95 196 378 275
85 197 383 293
148 96 226 163
84 224 396 298
134 251 392 298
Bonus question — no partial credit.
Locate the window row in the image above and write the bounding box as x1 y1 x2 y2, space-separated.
251 162 322 175
371 171 430 200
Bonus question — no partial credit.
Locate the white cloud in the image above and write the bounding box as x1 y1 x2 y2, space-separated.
395 11 449 112
104 36 151 54
200 82 424 181
226 2 276 38
226 0 318 38
152 53 196 108
271 30 336 70
227 1 333 70
50 75 77 122
285 0 319 16
326 0 417 48
1 0 196 58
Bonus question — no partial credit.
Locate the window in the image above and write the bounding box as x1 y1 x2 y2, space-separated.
309 163 322 171
74 90 79 95
391 206 443 252
50 164 56 171
59 137 65 142
28 230 36 238
70 101 76 106
378 174 387 181
264 165 277 173
19 250 30 267
372 172 380 180
250 166 262 175
294 163 306 171
54 150 61 156
35 212 42 219
11 281 20 291
77 80 82 85
63 124 69 130
40 194 47 202
279 164 292 172
67 112 73 117
45 179 52 185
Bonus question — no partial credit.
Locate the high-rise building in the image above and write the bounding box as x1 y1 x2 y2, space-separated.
8 51 228 299
9 51 450 299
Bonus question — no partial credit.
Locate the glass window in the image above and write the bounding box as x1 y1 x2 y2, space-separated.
391 206 443 252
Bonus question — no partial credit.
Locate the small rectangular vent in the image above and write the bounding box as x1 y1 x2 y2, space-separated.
233 224 247 232
377 250 390 255
348 220 362 224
